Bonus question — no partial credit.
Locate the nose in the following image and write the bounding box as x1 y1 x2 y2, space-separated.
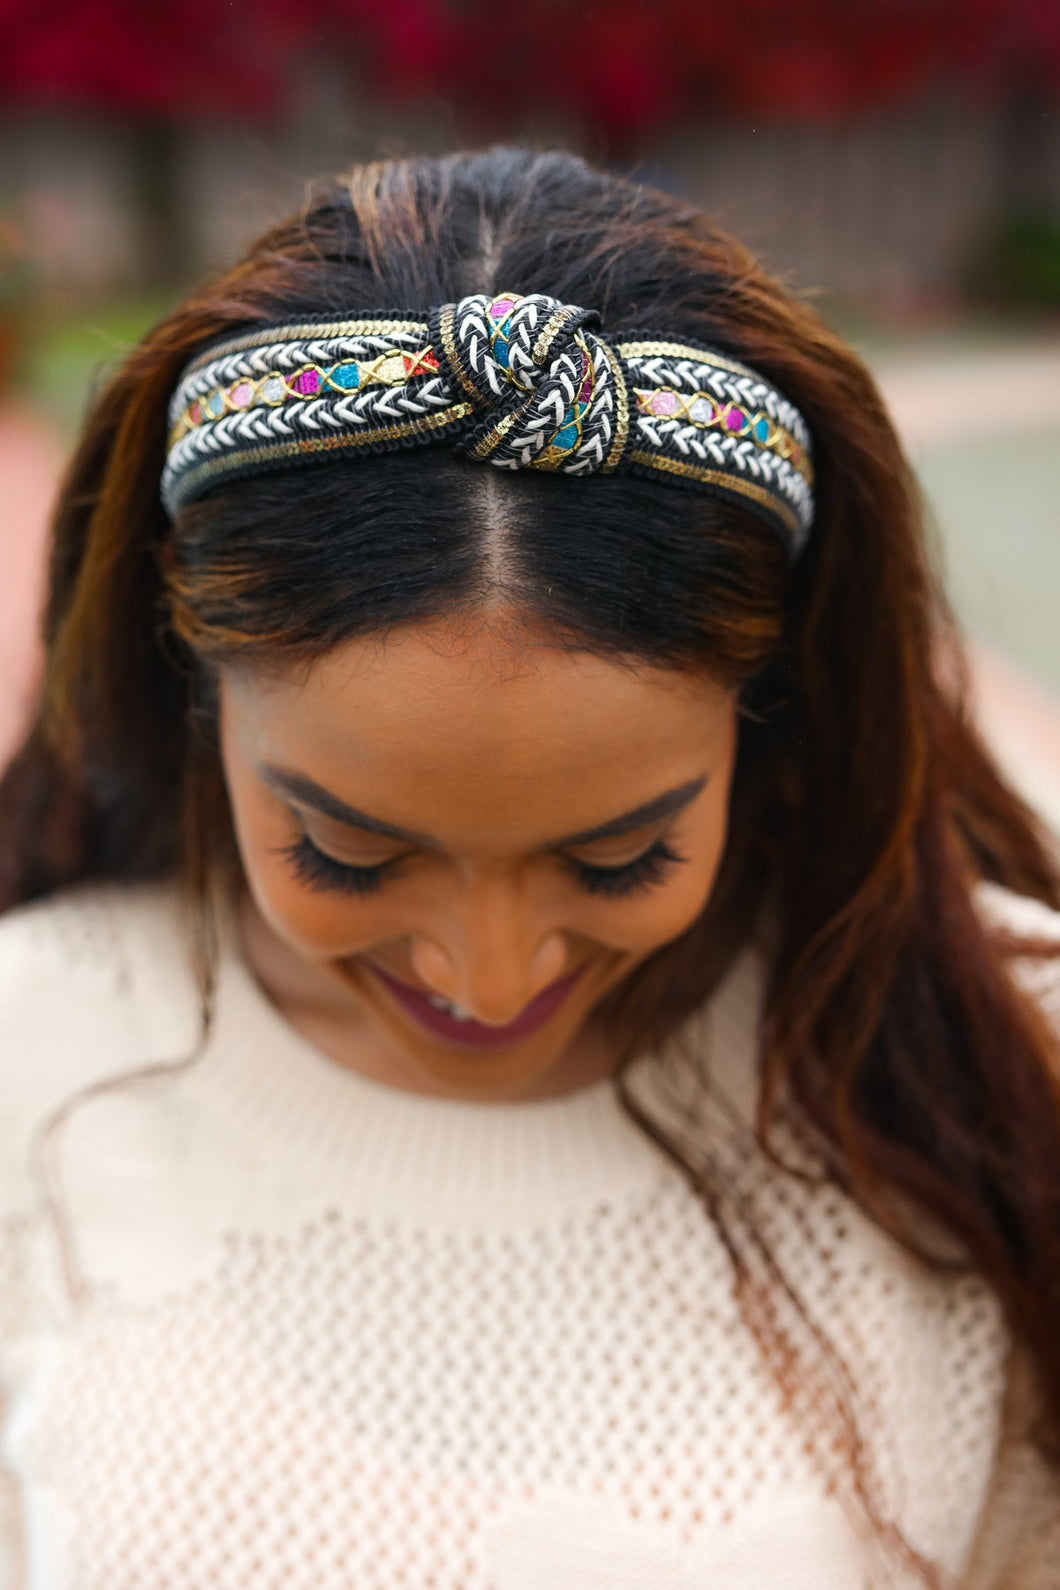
410 871 569 1027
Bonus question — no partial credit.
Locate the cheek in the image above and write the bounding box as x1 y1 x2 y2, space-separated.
663 782 733 930
626 834 727 950
227 773 394 958
591 803 731 957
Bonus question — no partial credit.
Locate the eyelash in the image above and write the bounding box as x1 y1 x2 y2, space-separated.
276 832 688 901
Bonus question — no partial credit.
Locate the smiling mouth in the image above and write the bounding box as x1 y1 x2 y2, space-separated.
363 962 587 1048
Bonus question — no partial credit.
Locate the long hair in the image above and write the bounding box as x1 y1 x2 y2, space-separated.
3 146 1060 1583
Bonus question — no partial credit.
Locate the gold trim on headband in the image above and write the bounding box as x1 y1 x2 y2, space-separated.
628 449 801 539
468 407 526 460
615 340 763 381
437 303 480 400
180 318 431 377
171 402 474 501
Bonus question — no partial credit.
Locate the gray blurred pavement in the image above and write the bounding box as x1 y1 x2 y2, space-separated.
872 337 1060 838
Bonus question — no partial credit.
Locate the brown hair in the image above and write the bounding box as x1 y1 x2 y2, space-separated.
3 146 1060 1582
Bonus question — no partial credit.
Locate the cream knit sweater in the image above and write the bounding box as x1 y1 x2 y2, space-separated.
1 877 1059 1589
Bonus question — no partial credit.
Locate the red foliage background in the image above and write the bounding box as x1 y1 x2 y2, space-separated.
0 0 1057 136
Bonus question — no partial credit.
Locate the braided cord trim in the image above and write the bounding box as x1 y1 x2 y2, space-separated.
164 402 473 515
597 336 630 473
176 318 431 379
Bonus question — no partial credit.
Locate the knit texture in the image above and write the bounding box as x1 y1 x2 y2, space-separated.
1 878 1059 1588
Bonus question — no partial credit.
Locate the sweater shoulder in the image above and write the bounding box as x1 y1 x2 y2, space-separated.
0 875 195 1003
974 878 1060 940
0 880 202 1198
974 879 1060 1022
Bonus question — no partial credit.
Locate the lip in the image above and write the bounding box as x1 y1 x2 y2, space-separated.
364 961 587 1048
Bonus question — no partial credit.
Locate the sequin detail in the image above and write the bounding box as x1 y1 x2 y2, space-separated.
634 387 812 487
169 346 441 447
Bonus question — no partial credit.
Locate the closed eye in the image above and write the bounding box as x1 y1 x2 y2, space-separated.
274 831 689 901
273 835 397 897
566 836 688 897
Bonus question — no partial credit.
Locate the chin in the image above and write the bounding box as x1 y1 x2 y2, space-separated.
420 1058 553 1101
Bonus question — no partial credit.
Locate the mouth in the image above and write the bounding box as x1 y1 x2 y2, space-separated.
362 961 587 1048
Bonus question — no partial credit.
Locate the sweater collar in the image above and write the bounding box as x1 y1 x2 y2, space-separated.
127 881 768 1227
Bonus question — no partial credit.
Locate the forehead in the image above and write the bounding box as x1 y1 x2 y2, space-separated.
221 618 734 845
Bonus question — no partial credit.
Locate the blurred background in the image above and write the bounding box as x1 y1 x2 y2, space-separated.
1 0 1059 833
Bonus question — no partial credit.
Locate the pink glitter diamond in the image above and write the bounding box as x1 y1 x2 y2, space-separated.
650 390 678 416
229 381 254 408
490 298 515 319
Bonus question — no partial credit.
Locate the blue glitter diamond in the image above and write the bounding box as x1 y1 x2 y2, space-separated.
552 410 580 452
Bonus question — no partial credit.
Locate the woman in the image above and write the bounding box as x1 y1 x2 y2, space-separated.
1 146 1058 1588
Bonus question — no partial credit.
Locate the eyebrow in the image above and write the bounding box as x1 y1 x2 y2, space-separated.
259 765 709 851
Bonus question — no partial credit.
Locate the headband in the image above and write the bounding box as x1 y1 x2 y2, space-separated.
162 291 815 558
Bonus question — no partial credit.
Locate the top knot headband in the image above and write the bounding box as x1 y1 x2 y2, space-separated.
162 291 815 558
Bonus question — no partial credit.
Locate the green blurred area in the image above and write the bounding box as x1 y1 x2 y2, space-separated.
917 430 1060 695
12 292 176 440
965 211 1060 309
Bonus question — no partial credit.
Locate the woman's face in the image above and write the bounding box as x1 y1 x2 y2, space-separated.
218 615 739 1101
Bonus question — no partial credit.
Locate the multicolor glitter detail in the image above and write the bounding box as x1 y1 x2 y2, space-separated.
169 346 441 450
633 386 812 488
485 296 521 380
162 295 814 557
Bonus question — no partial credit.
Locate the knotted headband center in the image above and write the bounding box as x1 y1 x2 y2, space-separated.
430 293 626 475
